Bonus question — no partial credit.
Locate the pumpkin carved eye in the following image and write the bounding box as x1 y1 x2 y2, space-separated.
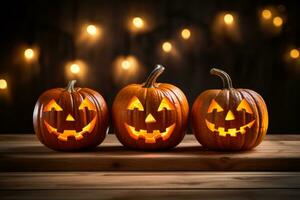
79 97 96 111
43 99 63 112
158 97 174 111
207 99 223 113
127 96 144 111
236 99 253 114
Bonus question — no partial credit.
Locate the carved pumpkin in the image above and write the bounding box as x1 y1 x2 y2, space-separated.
112 65 189 150
33 80 109 151
191 68 268 151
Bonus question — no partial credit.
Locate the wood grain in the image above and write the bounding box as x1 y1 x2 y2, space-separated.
1 134 300 171
1 189 300 200
1 172 300 190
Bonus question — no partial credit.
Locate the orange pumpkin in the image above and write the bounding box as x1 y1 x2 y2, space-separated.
191 68 268 151
112 65 189 150
33 80 109 151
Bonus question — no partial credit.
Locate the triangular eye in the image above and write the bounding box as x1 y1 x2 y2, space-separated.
237 99 253 114
207 99 223 113
79 98 96 111
43 99 63 112
127 96 144 111
158 97 175 111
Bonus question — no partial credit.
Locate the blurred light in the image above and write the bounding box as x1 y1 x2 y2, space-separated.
121 59 132 70
262 9 272 20
290 49 300 59
70 63 80 74
86 25 98 36
273 16 283 27
181 28 191 40
0 79 7 90
162 42 172 53
132 17 144 29
224 13 234 25
113 55 142 85
65 60 87 80
24 48 34 60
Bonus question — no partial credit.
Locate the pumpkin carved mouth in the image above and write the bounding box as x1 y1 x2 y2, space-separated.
205 119 256 137
44 116 97 141
125 123 176 143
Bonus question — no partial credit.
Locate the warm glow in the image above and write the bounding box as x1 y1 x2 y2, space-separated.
24 48 34 60
0 79 7 90
225 110 235 121
181 28 191 40
262 9 272 20
70 63 80 74
121 59 132 70
158 97 174 111
162 41 172 53
207 99 224 113
145 113 156 123
132 17 144 29
273 16 283 27
127 96 144 111
237 99 253 114
205 119 256 137
113 55 141 84
125 123 175 143
66 114 75 121
65 60 87 80
79 98 96 111
290 49 299 59
86 25 98 36
43 99 63 112
224 13 234 25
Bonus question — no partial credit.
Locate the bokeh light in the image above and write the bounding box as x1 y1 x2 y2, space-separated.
262 9 272 20
273 16 283 27
65 60 87 80
0 79 7 90
113 55 143 85
70 63 81 74
86 24 98 36
181 28 191 40
132 17 144 29
290 49 300 59
224 13 234 25
24 48 34 60
162 41 172 53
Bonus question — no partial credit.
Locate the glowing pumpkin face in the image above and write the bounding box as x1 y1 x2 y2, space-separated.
205 98 256 137
112 65 189 150
33 80 109 151
124 96 176 143
43 98 97 141
191 68 268 151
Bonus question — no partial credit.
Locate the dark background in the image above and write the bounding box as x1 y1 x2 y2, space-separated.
0 0 299 134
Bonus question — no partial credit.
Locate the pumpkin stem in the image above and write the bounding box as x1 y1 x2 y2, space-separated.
143 65 165 88
210 68 233 89
65 80 77 92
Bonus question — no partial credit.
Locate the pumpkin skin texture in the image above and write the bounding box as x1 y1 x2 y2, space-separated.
191 68 268 151
33 80 109 151
113 65 189 150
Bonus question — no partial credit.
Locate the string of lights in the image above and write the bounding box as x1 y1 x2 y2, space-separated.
0 5 299 95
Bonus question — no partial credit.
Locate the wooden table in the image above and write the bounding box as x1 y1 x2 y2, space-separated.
1 134 300 199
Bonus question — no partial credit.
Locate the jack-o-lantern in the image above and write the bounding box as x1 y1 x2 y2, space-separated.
191 68 268 151
112 65 189 150
33 80 109 151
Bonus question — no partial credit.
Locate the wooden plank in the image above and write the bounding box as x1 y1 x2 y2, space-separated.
1 172 300 189
1 135 300 171
1 189 300 200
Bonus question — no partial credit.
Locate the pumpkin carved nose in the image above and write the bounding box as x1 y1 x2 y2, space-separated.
225 110 235 121
66 114 75 121
145 113 156 123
